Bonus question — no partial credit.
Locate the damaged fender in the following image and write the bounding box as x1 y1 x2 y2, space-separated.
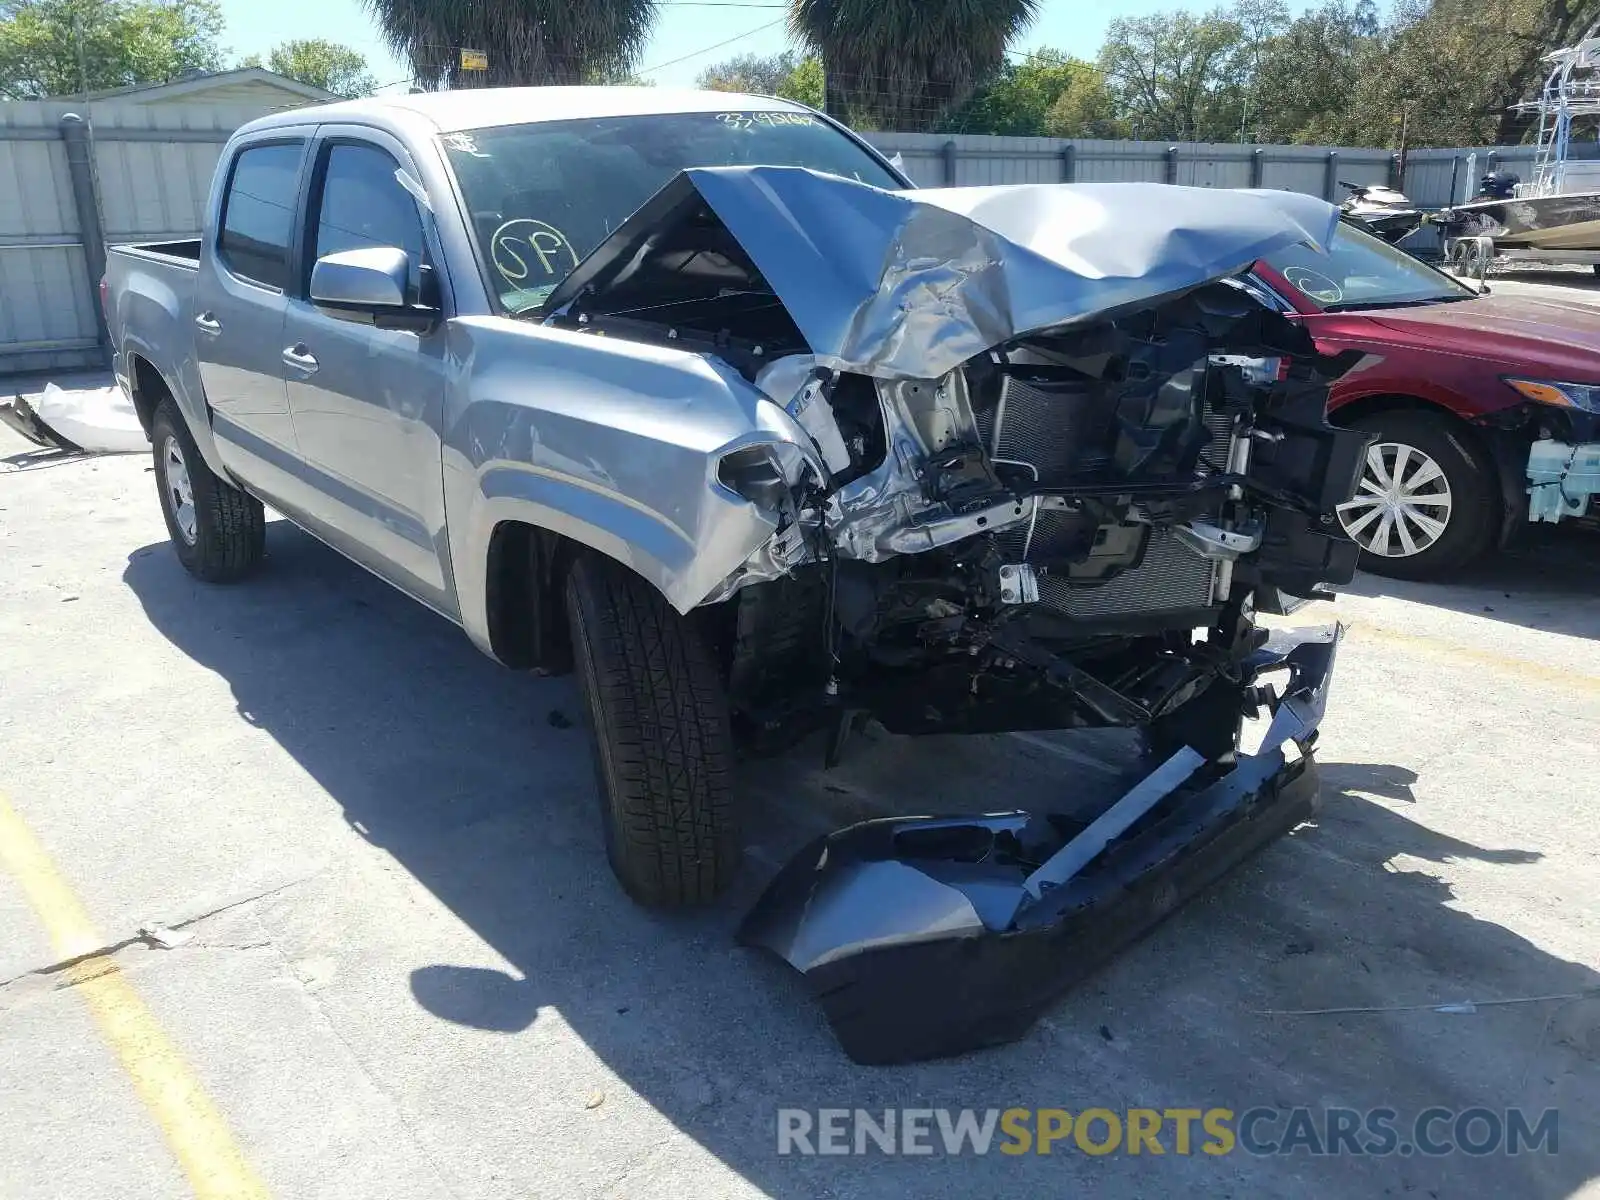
440 316 824 630
544 167 1347 610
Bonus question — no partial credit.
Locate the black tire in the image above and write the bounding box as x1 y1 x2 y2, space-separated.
1341 410 1498 581
150 398 265 582
564 553 738 906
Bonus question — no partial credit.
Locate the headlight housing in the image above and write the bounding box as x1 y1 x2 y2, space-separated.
1503 377 1600 413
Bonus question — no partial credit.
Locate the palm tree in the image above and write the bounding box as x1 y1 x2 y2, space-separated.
790 0 1040 132
365 0 659 88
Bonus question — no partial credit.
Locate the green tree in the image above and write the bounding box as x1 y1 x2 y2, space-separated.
697 49 825 108
0 0 223 98
1325 0 1600 148
585 61 653 85
698 49 802 95
938 49 1124 138
790 0 1041 132
1044 62 1127 139
1098 0 1289 142
776 54 823 109
363 0 659 89
941 48 1077 136
242 38 376 98
1248 0 1381 144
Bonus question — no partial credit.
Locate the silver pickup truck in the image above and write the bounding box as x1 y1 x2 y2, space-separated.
107 87 1369 1061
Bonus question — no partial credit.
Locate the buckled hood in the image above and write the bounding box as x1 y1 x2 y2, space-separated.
548 166 1341 380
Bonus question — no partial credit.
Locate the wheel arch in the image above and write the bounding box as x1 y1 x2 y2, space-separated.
1332 391 1519 535
124 348 234 483
481 518 579 673
478 517 741 680
1332 391 1482 439
127 351 172 435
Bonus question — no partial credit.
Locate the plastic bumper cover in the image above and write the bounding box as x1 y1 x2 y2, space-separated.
739 629 1341 1065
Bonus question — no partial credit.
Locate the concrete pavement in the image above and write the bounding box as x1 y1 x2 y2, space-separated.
1 414 1597 1199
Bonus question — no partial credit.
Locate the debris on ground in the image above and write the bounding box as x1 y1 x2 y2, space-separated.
0 383 145 455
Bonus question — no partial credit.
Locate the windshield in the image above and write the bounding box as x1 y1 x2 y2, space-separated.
442 111 902 314
1264 221 1472 312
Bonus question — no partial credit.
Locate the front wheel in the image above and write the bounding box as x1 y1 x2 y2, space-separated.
150 399 265 582
565 553 738 906
1336 410 1498 580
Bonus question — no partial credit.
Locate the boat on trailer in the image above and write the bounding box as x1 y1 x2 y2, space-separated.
1438 32 1600 271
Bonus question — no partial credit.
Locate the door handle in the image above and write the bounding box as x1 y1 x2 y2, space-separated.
281 344 319 375
194 312 221 336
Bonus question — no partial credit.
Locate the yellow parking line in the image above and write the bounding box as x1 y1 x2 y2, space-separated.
1282 604 1600 695
1348 621 1600 694
0 790 272 1200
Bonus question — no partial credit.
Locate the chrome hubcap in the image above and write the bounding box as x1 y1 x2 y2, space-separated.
1337 440 1453 559
163 436 197 546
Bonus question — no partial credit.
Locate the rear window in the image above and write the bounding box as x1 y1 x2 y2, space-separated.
218 141 304 290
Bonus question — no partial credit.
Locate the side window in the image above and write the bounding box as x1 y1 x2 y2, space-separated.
311 143 424 272
218 142 304 290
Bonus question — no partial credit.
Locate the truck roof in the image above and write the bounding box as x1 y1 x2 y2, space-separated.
237 86 810 136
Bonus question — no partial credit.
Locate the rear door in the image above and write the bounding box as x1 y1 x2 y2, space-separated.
280 128 455 616
197 136 309 494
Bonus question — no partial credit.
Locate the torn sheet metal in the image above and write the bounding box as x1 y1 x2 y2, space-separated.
739 628 1342 1065
550 166 1341 381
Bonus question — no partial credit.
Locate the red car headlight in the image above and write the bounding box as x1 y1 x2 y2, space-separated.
1503 377 1600 414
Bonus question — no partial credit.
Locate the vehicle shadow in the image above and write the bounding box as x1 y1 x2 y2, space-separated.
122 523 1599 1199
1345 529 1600 640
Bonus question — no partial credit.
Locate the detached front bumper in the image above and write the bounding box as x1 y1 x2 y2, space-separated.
1528 439 1600 523
739 630 1341 1065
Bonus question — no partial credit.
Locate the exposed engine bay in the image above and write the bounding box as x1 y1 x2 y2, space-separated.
544 165 1369 1062
558 211 1367 751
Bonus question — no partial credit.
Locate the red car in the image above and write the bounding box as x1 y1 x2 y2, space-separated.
1250 223 1600 579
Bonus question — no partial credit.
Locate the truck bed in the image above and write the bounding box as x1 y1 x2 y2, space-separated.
103 241 204 444
112 239 202 267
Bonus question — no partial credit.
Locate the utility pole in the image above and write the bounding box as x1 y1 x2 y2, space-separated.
74 12 89 94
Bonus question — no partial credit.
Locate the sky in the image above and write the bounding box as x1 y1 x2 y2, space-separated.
217 0 1317 94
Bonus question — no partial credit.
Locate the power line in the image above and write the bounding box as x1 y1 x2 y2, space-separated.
638 16 789 75
1004 46 1104 73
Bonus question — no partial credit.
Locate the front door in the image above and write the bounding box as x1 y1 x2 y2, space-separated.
197 137 307 498
281 133 455 616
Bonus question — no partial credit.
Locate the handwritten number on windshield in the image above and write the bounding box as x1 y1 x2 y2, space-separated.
716 112 820 131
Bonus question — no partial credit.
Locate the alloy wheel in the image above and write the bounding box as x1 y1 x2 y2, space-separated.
163 435 198 546
1337 440 1453 559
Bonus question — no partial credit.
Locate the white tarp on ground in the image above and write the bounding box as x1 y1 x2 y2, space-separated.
14 383 145 454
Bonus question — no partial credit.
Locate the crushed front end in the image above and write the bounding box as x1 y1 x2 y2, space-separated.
547 168 1368 1061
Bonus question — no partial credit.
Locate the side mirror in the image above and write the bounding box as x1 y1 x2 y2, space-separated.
309 247 437 332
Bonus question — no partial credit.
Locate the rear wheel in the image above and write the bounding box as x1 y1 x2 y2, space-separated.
150 399 265 582
1336 410 1498 580
564 553 738 906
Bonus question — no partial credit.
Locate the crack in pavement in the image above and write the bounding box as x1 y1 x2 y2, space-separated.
0 874 315 991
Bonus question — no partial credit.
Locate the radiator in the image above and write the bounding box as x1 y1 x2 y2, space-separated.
1038 527 1219 618
983 372 1230 617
